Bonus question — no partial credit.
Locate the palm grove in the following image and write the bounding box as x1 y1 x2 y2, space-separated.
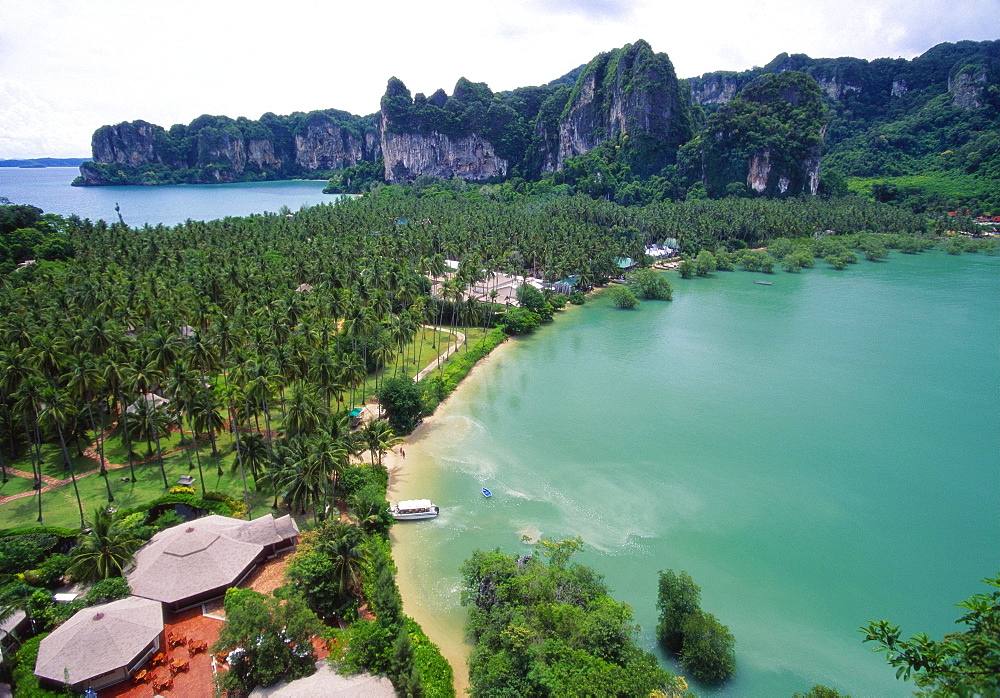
0 182 994 696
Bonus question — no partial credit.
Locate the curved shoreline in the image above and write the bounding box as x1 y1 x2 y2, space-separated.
386 338 516 695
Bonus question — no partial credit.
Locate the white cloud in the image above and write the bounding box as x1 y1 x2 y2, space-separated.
1 0 996 157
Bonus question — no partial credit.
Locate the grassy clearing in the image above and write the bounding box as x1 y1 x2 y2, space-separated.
0 323 493 530
847 174 999 212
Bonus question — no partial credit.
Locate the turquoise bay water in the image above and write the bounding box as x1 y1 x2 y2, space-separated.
0 167 340 226
392 252 999 696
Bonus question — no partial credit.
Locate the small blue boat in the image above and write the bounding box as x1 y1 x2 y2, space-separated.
482 488 492 498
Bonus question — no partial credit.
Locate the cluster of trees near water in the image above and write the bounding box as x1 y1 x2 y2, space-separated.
0 183 995 694
460 538 690 696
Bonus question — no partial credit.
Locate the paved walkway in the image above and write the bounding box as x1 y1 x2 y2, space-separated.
413 325 465 382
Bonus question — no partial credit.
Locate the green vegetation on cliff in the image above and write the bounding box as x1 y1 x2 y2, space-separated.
681 71 826 197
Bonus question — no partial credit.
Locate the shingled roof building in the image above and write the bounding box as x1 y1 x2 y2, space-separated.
127 514 298 611
34 596 163 691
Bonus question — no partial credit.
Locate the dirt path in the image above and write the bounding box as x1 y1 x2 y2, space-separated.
0 325 466 507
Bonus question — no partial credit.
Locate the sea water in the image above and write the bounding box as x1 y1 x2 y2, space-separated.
0 167 340 226
390 251 1000 696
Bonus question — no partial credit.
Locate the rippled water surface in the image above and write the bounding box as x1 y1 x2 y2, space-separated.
391 251 1000 696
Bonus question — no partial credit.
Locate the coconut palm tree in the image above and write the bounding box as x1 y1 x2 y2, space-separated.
67 507 141 583
38 386 86 529
317 521 364 603
360 420 402 469
63 354 114 502
128 394 172 489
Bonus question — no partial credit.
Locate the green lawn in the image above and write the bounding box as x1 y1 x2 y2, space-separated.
0 323 494 531
0 432 274 530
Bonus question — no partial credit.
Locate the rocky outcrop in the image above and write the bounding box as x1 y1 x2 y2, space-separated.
949 69 988 109
91 121 160 167
553 40 694 173
80 111 379 185
379 77 509 183
746 150 772 193
381 128 507 184
294 113 377 170
690 71 826 198
688 75 743 107
815 77 861 100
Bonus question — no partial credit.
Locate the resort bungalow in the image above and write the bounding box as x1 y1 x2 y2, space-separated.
0 610 29 666
548 275 581 296
34 596 163 692
127 514 298 612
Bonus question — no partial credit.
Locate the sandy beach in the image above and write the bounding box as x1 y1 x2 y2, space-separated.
385 338 516 695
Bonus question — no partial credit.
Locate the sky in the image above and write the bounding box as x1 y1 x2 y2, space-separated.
1 0 998 158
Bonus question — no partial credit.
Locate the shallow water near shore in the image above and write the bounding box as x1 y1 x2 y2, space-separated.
391 251 1000 696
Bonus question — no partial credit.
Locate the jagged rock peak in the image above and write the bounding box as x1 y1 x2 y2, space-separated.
379 76 509 183
553 39 694 172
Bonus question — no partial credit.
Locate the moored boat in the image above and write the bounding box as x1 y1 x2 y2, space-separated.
482 488 492 498
391 499 439 520
753 280 773 285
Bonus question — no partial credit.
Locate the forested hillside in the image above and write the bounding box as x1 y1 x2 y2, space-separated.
77 39 1000 213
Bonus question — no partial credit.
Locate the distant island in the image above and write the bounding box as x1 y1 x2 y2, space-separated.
1 157 89 168
76 38 999 214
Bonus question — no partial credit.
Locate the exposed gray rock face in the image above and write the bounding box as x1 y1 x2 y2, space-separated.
891 79 908 98
533 118 559 173
381 125 507 183
815 77 861 100
949 69 988 109
746 150 772 193
688 76 741 106
553 40 693 172
91 121 158 166
746 145 822 196
294 113 376 170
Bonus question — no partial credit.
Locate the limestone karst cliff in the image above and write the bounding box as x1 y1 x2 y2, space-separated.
78 110 379 185
683 71 827 197
547 40 695 175
378 77 508 184
77 38 997 197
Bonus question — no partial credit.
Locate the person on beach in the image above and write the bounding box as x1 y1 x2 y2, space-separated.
401 448 406 458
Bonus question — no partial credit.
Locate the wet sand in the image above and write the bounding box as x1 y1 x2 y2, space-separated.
386 339 516 695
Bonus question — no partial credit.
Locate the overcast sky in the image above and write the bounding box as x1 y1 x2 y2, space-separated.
2 0 997 158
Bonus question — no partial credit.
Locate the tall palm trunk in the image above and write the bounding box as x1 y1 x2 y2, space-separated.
86 403 114 502
20 412 42 523
183 398 206 496
117 390 137 482
150 418 168 489
54 423 86 529
230 411 251 520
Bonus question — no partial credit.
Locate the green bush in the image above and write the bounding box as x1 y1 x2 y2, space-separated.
656 569 736 684
12 633 63 698
500 307 541 335
84 577 130 605
406 616 455 697
28 553 71 588
0 535 59 575
569 291 586 305
679 609 736 684
338 464 388 501
607 285 639 309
